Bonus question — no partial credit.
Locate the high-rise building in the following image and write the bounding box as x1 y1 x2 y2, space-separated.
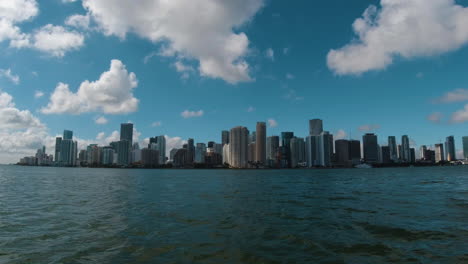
410 148 416 163
255 122 266 164
248 142 256 165
102 147 115 165
59 130 77 166
309 119 323 136
149 136 166 165
380 146 391 164
319 131 333 167
349 140 361 162
420 145 427 160
401 135 410 162
290 137 305 168
222 131 230 145
363 133 379 163
335 139 350 166
305 135 320 167
195 143 207 164
55 137 62 162
229 126 249 168
281 132 294 167
63 130 73 140
445 136 456 161
398 145 403 161
463 136 468 160
435 144 445 162
117 140 131 166
187 138 195 165
120 123 133 144
388 136 398 162
266 136 280 167
249 131 256 144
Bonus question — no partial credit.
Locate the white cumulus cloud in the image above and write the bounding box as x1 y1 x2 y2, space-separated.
94 116 108 125
34 90 44 98
31 24 84 57
327 0 468 75
268 118 278 128
181 110 204 119
80 0 264 84
41 59 139 115
358 124 380 132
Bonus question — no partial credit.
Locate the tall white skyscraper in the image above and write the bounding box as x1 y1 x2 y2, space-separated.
229 126 249 168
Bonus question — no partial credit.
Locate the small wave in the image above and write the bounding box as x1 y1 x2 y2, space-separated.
358 222 456 241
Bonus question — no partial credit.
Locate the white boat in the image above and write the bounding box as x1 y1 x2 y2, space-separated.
355 163 373 169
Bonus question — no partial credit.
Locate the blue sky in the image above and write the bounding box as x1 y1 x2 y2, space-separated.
1 0 468 162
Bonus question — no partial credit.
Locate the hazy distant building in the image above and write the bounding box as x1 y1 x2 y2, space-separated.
363 133 379 163
290 137 305 168
255 122 266 164
149 136 166 165
319 132 333 167
401 135 410 162
410 148 416 163
420 145 427 160
349 140 361 162
380 146 391 164
195 143 207 164
463 136 468 160
229 126 249 168
222 131 230 146
248 142 256 165
281 132 294 167
388 136 398 162
102 147 115 165
173 149 188 167
141 148 159 167
435 144 445 162
445 136 456 161
55 137 62 162
187 138 195 165
305 136 319 167
335 139 350 166
309 119 323 136
266 136 280 167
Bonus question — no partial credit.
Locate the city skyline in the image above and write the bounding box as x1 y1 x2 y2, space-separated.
3 0 468 163
18 118 468 168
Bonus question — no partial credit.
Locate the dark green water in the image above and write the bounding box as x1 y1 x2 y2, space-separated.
1 166 468 264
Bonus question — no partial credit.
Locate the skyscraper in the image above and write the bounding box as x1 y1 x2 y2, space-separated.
388 136 398 162
266 136 280 167
349 140 361 162
380 146 391 164
118 123 133 166
445 136 456 161
55 137 62 162
149 135 166 165
401 135 410 162
255 122 266 164
335 139 350 166
222 130 230 145
59 130 77 166
281 132 294 167
290 137 305 168
187 138 195 165
309 119 323 136
229 126 249 168
463 136 468 160
435 144 445 162
363 133 379 163
120 123 133 144
63 130 73 140
319 131 332 167
305 135 320 167
420 145 427 160
195 143 207 164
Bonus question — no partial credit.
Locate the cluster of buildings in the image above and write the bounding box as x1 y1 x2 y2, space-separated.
17 119 468 169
